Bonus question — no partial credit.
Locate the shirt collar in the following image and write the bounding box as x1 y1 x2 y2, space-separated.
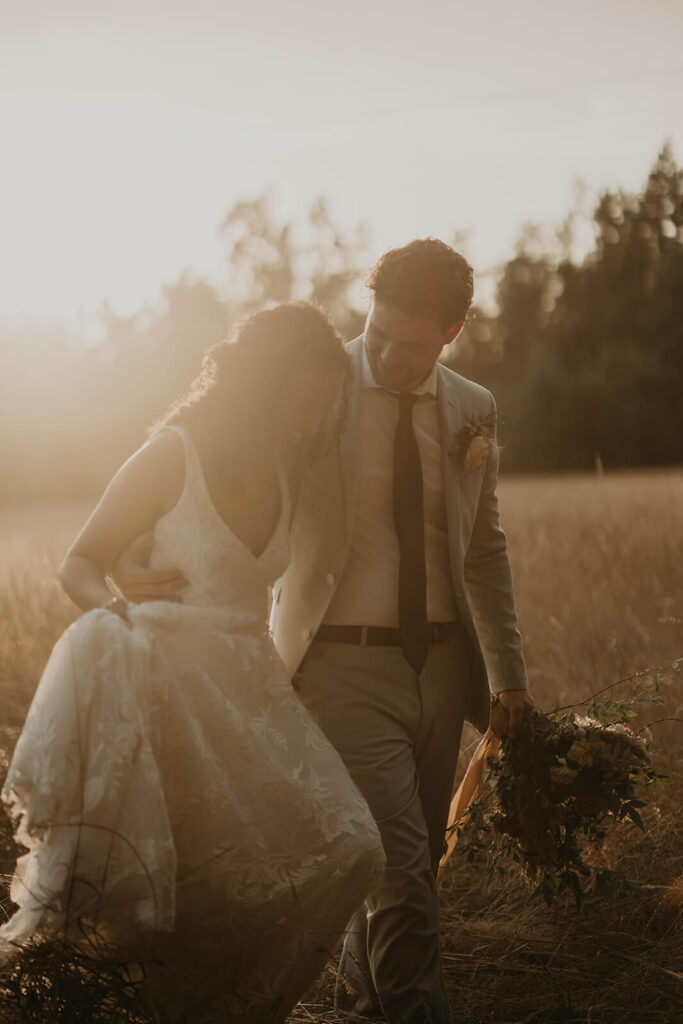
361 342 438 397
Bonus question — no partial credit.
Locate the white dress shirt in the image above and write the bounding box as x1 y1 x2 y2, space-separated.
323 346 458 627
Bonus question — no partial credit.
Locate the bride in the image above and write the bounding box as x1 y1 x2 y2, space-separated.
0 302 385 1022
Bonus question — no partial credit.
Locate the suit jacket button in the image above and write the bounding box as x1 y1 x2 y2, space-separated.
302 628 312 641
326 572 336 586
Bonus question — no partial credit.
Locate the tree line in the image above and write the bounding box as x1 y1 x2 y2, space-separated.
462 142 682 471
1 144 680 499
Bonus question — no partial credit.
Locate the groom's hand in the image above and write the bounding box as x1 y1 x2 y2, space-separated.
112 533 187 603
493 689 535 740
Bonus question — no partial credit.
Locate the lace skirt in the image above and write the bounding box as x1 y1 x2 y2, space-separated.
0 603 385 1021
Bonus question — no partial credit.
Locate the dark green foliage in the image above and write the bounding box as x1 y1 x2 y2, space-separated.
449 142 683 471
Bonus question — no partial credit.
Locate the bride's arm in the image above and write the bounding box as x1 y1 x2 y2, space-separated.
59 432 184 613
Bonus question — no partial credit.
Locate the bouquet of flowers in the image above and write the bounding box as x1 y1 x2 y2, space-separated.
450 678 665 910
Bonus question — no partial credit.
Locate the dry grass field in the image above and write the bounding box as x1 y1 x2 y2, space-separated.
1 471 681 1023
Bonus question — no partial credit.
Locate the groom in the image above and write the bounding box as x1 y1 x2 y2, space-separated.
117 239 533 1024
270 239 532 1023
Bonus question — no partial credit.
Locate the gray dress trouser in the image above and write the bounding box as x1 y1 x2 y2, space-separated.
296 624 471 1024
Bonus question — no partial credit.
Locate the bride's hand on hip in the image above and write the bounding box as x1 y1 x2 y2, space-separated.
112 533 187 603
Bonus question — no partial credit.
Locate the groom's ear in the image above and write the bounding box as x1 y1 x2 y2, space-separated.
445 319 465 345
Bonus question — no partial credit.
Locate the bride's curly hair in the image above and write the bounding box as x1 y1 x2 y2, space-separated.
151 302 351 483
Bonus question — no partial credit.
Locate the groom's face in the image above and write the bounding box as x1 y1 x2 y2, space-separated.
363 300 462 393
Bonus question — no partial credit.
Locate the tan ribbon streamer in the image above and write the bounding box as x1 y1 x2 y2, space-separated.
437 727 501 886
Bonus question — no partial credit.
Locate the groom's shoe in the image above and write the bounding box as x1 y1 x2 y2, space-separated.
352 996 386 1019
335 986 385 1019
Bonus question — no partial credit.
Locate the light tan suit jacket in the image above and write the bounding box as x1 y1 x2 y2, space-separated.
270 336 527 733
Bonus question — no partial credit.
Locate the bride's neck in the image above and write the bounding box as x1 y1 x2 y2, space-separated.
188 414 279 487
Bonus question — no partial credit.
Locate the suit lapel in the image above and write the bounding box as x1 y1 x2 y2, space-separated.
437 364 465 572
338 336 364 543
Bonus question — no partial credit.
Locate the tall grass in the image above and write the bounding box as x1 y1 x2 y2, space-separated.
1 472 681 1022
501 471 682 705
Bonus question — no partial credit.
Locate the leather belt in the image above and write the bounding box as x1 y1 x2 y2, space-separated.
315 621 458 647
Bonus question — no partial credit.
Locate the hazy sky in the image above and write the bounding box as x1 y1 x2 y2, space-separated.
2 0 682 328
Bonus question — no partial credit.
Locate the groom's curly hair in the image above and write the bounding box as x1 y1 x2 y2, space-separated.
366 238 474 330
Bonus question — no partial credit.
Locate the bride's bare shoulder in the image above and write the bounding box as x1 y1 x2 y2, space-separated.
112 429 186 517
63 428 188 570
145 427 185 465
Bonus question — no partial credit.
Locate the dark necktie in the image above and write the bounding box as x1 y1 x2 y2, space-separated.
393 393 429 673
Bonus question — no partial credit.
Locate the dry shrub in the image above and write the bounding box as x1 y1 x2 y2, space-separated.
0 472 681 1023
0 941 149 1024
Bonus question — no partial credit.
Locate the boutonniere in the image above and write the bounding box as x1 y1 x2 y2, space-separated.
450 412 497 473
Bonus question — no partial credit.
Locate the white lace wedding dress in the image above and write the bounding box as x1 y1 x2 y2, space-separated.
0 426 385 1022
